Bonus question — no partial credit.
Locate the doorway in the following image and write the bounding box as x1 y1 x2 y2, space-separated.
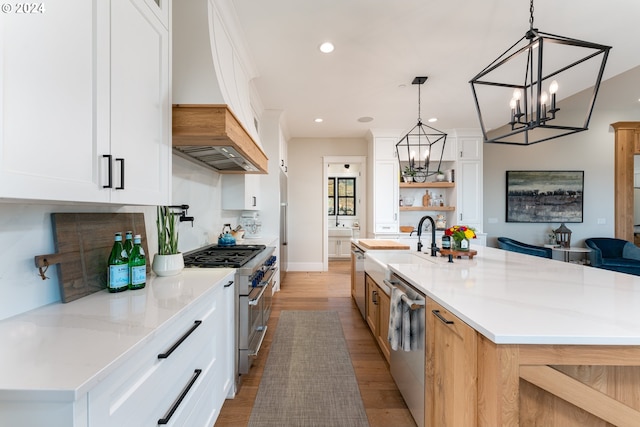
323 156 367 271
613 122 640 242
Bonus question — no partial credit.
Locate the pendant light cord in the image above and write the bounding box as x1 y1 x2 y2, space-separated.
529 0 534 31
417 81 422 123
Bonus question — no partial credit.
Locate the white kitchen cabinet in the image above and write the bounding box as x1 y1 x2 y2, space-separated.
328 236 350 259
0 270 235 427
108 0 171 205
222 174 261 210
280 129 289 173
375 137 400 161
457 136 482 160
0 0 171 205
373 160 399 233
456 136 483 230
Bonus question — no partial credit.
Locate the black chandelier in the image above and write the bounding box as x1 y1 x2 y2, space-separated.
395 76 447 183
469 0 611 145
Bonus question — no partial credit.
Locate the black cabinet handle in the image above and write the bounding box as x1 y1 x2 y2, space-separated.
372 290 378 305
432 309 454 325
115 157 125 190
281 159 284 166
157 369 202 425
224 280 233 288
252 196 257 207
102 154 113 188
158 320 202 359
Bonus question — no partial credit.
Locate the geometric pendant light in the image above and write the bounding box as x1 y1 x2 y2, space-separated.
469 0 611 145
396 76 447 182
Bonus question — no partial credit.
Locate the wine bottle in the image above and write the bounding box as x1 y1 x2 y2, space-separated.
128 234 146 290
108 232 129 293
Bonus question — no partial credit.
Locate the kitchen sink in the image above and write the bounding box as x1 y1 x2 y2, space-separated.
328 227 353 237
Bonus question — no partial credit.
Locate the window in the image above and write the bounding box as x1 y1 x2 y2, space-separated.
328 177 356 216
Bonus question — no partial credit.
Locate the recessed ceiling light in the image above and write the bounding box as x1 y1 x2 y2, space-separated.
357 116 374 123
319 42 334 53
314 118 324 123
428 117 438 123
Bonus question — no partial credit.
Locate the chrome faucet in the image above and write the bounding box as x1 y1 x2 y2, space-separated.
417 215 439 257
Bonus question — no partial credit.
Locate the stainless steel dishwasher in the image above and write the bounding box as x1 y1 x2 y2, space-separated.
350 243 366 319
385 272 426 427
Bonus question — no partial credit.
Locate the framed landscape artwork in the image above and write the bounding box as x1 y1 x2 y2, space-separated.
506 170 584 223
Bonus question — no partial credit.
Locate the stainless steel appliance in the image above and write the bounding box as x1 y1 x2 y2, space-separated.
350 243 365 318
386 272 426 427
183 243 277 393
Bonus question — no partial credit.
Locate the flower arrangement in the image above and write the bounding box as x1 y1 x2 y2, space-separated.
444 225 476 242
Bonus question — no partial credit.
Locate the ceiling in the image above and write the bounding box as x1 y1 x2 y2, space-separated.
231 0 640 140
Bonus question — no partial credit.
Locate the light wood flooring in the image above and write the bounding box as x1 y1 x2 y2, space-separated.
214 260 417 427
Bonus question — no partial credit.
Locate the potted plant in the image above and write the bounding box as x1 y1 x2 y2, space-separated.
152 206 184 276
403 166 416 182
435 170 446 182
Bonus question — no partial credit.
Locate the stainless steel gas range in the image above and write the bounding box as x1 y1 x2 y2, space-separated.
183 243 277 393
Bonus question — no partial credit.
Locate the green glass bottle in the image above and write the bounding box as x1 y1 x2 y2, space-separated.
123 231 134 285
123 231 134 256
128 234 146 290
108 232 129 293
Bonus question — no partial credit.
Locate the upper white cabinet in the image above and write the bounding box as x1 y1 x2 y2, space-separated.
109 0 171 205
0 0 171 205
222 174 261 210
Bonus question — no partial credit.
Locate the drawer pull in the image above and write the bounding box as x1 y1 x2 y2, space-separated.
224 280 234 288
432 310 454 325
157 369 202 425
158 320 202 359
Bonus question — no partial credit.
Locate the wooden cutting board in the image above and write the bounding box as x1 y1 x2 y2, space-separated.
34 213 150 303
357 239 410 250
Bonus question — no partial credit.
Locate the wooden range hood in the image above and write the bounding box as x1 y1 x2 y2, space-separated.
172 104 268 174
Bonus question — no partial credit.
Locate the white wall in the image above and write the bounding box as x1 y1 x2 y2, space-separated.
483 68 640 247
287 138 368 271
0 154 240 321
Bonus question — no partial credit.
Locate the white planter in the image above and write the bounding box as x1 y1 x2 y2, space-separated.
152 253 184 277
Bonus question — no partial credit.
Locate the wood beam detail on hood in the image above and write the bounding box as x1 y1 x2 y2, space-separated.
172 104 268 174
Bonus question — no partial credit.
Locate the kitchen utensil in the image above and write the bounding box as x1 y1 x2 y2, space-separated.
400 226 415 233
403 196 415 206
218 224 237 247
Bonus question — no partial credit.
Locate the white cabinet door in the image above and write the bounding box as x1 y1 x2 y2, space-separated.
458 137 482 160
373 160 399 233
0 0 110 203
328 237 339 258
222 174 261 210
457 160 482 229
431 135 456 162
374 137 399 161
109 0 171 205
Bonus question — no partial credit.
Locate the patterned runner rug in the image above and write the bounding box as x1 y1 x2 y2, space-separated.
248 310 370 427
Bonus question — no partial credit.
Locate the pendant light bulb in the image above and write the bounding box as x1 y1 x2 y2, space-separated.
549 80 559 94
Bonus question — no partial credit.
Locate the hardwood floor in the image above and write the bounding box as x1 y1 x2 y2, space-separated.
214 260 417 427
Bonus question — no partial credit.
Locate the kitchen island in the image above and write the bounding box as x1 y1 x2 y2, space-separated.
379 245 640 427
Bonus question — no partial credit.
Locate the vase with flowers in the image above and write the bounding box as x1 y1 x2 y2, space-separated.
444 225 476 251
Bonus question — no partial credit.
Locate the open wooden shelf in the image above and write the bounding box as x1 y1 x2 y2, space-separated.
400 182 455 188
400 206 455 211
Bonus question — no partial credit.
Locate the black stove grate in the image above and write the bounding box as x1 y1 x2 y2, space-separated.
183 244 267 268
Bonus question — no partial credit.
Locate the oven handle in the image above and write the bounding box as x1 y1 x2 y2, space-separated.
258 264 278 287
249 284 268 306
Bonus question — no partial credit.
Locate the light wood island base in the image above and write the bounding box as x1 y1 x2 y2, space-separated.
477 338 640 427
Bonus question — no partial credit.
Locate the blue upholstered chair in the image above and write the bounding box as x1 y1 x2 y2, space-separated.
496 237 552 259
584 238 640 276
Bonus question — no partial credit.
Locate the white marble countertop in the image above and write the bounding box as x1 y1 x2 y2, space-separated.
379 246 640 345
0 268 234 401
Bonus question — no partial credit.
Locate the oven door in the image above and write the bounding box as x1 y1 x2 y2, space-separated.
247 284 268 356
